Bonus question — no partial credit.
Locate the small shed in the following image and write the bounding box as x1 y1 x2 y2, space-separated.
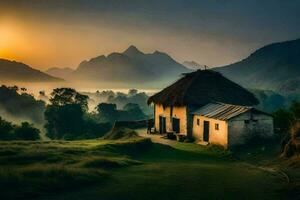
191 102 274 148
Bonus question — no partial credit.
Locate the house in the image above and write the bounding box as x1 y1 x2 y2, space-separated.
147 70 273 148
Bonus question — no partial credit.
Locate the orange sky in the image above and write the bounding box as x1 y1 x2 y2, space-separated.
0 17 253 70
0 17 134 69
0 1 299 70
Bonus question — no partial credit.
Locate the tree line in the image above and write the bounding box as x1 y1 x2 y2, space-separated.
0 86 149 140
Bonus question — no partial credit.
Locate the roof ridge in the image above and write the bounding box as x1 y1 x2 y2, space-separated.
215 101 252 108
182 71 202 103
147 70 259 106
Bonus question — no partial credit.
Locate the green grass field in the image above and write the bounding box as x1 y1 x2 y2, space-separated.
0 134 297 200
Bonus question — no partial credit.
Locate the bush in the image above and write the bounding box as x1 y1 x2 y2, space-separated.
184 137 195 143
0 117 40 141
44 88 112 140
83 118 112 139
0 117 14 140
45 104 85 139
273 108 294 134
14 122 40 140
281 121 300 157
103 127 140 140
291 121 300 140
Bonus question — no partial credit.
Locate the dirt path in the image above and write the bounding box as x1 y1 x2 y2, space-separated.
136 128 176 146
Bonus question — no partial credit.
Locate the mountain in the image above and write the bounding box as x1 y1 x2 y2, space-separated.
0 59 63 82
182 61 206 70
46 67 74 79
215 38 300 95
73 45 190 86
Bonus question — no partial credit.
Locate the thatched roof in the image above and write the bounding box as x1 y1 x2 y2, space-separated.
148 70 259 107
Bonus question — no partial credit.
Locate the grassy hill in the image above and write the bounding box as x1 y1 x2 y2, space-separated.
0 132 296 199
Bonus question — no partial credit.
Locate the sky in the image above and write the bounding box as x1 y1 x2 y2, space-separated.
0 0 300 70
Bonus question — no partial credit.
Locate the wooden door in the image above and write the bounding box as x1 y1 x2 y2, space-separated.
172 118 180 133
203 121 209 142
159 116 166 134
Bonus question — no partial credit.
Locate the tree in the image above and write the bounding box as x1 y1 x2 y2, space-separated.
273 108 294 134
273 100 300 144
82 115 112 139
14 122 40 140
123 103 147 120
128 89 138 96
0 117 14 140
290 100 300 119
45 88 88 139
0 117 40 141
96 103 119 123
50 88 89 111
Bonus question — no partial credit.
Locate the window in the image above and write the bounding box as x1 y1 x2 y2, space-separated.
197 119 200 126
215 123 219 130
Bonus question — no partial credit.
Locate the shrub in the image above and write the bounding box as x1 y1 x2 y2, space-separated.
281 121 300 157
291 121 300 140
103 127 140 140
14 122 40 140
0 117 40 141
0 117 14 140
184 137 195 143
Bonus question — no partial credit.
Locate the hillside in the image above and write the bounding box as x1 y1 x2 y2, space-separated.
45 67 74 79
0 59 62 82
215 38 300 95
72 46 190 86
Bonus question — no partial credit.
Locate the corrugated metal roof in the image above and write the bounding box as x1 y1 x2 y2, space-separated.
191 102 252 121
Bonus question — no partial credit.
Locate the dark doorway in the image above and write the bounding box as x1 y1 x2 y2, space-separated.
172 118 180 133
203 121 210 142
159 116 166 134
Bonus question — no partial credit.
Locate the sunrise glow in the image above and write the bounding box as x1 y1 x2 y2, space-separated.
0 24 16 59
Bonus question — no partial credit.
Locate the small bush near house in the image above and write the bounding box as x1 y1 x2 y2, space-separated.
282 121 300 158
291 121 300 140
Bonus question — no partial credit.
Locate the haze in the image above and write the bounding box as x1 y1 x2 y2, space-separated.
0 0 300 69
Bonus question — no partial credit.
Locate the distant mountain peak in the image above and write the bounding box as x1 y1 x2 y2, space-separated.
182 61 206 70
123 45 144 57
74 46 189 86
